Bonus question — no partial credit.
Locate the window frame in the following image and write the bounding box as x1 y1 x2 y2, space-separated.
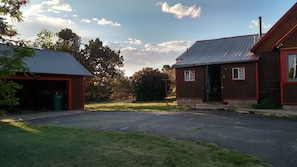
287 53 297 81
184 70 195 82
232 67 246 80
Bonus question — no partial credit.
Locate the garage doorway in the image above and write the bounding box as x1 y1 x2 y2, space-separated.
13 80 68 110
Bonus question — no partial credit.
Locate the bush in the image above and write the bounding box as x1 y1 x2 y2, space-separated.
252 98 282 109
130 68 169 101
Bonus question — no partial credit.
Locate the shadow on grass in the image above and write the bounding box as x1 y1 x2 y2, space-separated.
0 122 272 167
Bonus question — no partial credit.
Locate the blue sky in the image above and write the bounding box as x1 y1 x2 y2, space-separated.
11 0 296 76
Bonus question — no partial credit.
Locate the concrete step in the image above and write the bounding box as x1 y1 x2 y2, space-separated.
195 102 230 110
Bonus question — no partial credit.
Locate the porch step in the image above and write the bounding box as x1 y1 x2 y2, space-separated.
195 102 229 110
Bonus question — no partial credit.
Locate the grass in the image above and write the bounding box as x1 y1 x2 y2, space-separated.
85 99 190 112
0 121 271 167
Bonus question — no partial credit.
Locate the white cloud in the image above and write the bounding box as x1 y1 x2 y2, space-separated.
122 46 138 51
128 38 142 45
263 24 272 29
81 19 91 23
120 40 192 76
97 18 121 27
103 41 123 49
96 39 191 76
249 19 272 29
158 40 192 51
156 2 201 19
34 14 74 26
12 13 77 42
30 0 72 13
114 23 121 27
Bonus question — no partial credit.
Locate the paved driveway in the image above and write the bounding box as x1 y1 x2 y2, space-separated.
29 110 297 167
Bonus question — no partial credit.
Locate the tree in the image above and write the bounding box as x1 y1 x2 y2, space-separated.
33 28 126 101
0 0 28 41
0 0 35 111
110 71 131 100
81 38 124 101
0 47 34 108
56 28 81 57
162 64 175 95
33 29 55 49
130 68 169 101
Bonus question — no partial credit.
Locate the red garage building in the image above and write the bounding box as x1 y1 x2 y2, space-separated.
3 45 92 111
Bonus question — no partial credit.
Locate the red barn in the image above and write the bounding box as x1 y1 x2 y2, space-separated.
2 45 92 111
173 3 297 109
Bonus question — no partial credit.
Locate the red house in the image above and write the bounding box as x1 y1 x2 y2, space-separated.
2 45 92 111
173 3 297 109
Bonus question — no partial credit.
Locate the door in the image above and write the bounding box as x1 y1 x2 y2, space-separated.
204 65 222 102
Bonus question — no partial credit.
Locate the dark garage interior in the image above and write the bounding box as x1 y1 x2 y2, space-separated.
12 80 68 111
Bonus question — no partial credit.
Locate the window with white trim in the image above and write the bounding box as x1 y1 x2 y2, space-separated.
184 70 195 81
232 67 245 80
288 54 297 80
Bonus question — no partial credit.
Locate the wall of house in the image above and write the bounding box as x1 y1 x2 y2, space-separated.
256 51 281 104
175 66 204 106
221 62 258 107
283 83 297 104
254 10 297 52
280 48 297 106
255 30 297 106
252 8 297 106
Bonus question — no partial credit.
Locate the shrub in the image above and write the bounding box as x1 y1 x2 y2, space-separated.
130 68 169 101
252 98 282 109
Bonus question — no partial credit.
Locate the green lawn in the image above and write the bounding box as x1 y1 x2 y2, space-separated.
0 121 271 167
85 100 190 112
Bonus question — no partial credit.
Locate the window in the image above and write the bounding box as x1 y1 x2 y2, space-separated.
232 67 245 80
184 70 195 81
288 54 297 80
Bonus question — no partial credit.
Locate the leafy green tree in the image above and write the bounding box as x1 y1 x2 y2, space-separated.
110 71 131 100
162 64 175 94
0 0 35 111
0 47 34 108
56 28 81 57
130 68 168 101
33 29 55 49
81 38 124 101
33 28 126 102
55 29 87 74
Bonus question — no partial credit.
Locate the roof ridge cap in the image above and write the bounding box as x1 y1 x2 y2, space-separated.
195 34 258 42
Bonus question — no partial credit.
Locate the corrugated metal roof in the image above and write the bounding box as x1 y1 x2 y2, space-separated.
0 45 92 76
173 35 259 68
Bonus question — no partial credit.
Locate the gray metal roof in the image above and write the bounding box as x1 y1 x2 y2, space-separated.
173 35 259 68
0 45 92 76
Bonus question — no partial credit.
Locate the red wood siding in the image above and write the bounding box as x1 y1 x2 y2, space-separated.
282 83 297 104
280 49 297 105
256 51 280 104
253 6 297 52
175 66 204 99
221 62 258 99
71 76 84 110
7 73 86 110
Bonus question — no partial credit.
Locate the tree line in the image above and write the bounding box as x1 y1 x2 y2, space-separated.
27 28 126 102
28 29 175 102
0 0 175 113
